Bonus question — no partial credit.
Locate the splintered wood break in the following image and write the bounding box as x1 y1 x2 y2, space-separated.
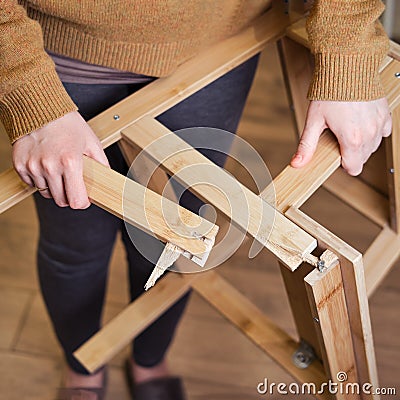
145 235 215 290
145 242 183 290
269 241 338 271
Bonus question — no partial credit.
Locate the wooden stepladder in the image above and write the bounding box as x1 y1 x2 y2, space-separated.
1 6 400 400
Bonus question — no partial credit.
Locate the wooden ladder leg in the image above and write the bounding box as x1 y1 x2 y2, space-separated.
286 207 380 400
190 270 331 400
279 262 323 361
279 256 363 400
385 105 400 232
277 31 379 399
304 254 361 400
277 36 313 136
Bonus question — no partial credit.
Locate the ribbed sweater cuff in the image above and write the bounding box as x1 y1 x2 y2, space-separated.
0 69 77 143
308 53 386 101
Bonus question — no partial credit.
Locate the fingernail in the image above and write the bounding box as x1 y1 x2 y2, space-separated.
291 153 302 163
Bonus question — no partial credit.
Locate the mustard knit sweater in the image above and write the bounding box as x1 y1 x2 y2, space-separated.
0 0 389 143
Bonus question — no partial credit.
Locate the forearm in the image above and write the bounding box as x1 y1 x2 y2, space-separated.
306 0 389 101
0 0 76 143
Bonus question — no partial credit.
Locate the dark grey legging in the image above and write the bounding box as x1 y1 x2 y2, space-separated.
33 56 259 374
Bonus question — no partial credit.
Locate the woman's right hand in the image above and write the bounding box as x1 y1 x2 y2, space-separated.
12 111 109 209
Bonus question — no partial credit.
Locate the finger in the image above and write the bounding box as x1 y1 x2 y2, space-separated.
382 117 392 138
17 170 35 188
341 159 363 176
45 173 69 207
85 144 110 168
291 122 324 168
13 159 35 188
369 135 383 158
63 159 90 210
31 176 52 199
340 144 364 176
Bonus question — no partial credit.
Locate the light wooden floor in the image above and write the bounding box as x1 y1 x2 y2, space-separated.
0 45 399 400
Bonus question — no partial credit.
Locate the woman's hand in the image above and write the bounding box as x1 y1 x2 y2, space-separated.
291 98 392 175
12 111 109 209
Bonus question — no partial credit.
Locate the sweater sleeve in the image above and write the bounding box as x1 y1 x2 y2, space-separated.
306 0 389 101
0 0 77 143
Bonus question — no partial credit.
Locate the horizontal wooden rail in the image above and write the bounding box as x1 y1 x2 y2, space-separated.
0 169 35 214
323 169 389 228
74 273 195 372
261 131 341 211
0 7 291 214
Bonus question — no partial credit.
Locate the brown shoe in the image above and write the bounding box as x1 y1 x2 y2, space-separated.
56 369 108 400
56 387 105 400
125 359 186 400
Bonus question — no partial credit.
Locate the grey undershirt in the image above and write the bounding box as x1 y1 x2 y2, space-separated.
48 51 153 84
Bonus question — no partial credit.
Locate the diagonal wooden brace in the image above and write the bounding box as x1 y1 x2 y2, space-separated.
121 116 317 270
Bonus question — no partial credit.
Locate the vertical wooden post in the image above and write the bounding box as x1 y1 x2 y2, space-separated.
190 270 331 400
286 207 379 400
277 37 313 136
305 259 360 400
385 105 400 232
279 262 322 360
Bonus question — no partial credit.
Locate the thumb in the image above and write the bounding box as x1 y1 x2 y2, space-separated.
90 146 110 168
85 140 110 168
291 120 324 168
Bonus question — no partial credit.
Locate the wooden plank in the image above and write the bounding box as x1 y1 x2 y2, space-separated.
388 40 400 62
0 8 291 216
385 106 400 232
122 116 317 271
285 18 309 48
82 157 218 256
278 37 313 135
323 169 389 228
364 225 400 297
119 138 176 200
118 139 139 171
191 270 331 400
0 169 35 214
305 260 360 400
74 273 193 373
286 207 379 399
380 60 400 110
279 261 322 360
262 132 341 211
